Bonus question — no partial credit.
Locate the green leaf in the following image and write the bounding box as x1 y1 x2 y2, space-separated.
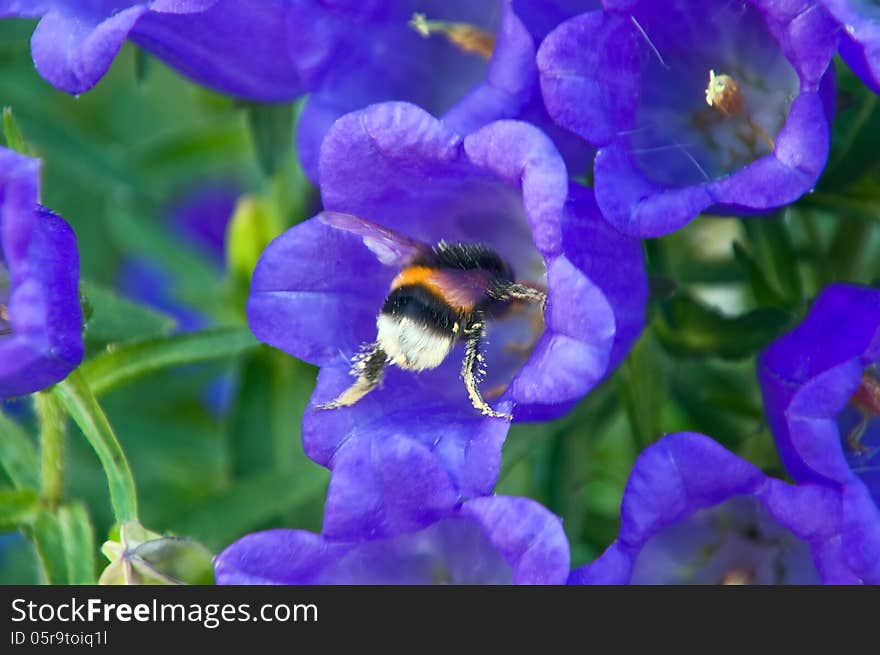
741 216 802 306
80 326 258 397
732 242 785 307
80 279 176 345
56 503 96 584
820 58 880 190
244 101 295 177
167 468 328 551
616 333 668 449
0 412 40 490
53 371 139 524
83 385 227 530
2 106 28 154
230 348 316 478
29 503 96 584
30 511 68 584
827 214 874 283
668 359 767 454
654 293 796 360
0 488 40 531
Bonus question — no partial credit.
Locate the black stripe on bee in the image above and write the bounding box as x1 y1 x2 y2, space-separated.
381 284 463 338
418 242 515 279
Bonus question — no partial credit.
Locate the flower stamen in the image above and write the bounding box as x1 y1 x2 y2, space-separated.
846 367 880 456
705 70 743 116
705 69 775 153
409 13 495 60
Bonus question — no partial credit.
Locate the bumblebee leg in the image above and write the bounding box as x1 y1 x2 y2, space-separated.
316 345 388 410
461 320 512 421
496 282 546 357
499 282 546 308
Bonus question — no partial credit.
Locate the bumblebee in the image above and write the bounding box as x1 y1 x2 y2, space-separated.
316 211 546 420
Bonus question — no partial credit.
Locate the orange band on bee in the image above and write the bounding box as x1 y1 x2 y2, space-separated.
391 265 435 290
390 266 476 311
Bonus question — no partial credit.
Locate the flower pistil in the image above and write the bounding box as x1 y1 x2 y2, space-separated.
705 70 744 115
704 68 775 155
409 12 496 60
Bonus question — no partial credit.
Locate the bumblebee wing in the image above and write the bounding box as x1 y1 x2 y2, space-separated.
319 211 429 267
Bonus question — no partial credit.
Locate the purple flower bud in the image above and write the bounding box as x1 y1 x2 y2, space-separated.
0 147 82 398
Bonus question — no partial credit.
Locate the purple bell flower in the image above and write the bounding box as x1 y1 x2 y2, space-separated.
0 147 83 398
759 283 880 583
537 0 839 237
293 0 600 182
570 432 862 584
247 102 647 540
4 2 597 176
0 1 304 100
215 493 570 585
822 0 880 94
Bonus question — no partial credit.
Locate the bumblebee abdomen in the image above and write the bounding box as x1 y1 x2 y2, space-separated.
378 284 460 371
381 284 462 334
376 244 518 372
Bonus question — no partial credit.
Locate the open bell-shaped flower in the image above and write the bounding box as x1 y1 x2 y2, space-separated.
570 432 862 584
538 0 839 237
247 102 647 540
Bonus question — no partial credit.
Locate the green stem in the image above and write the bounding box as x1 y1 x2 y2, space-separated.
53 370 139 524
35 392 66 510
80 326 257 397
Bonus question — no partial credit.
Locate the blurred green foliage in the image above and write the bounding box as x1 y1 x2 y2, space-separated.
0 19 326 583
0 19 879 582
